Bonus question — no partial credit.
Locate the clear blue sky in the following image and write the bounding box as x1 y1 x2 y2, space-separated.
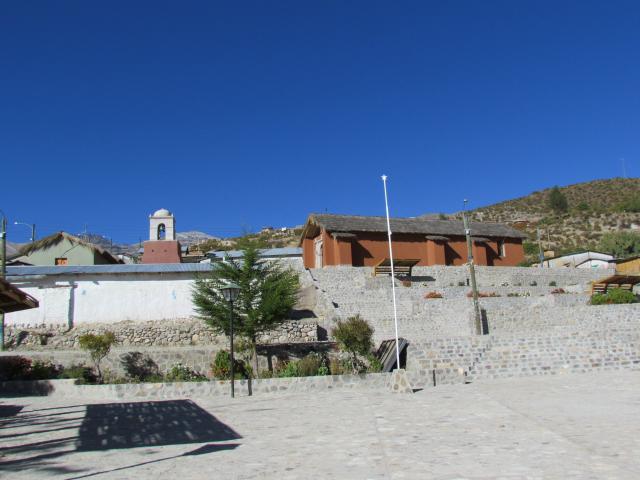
2 1 639 243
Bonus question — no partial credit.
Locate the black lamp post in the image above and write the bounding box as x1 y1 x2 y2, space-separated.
220 282 240 398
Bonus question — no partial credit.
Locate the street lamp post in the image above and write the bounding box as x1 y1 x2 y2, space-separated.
0 210 6 351
220 283 240 398
14 221 36 242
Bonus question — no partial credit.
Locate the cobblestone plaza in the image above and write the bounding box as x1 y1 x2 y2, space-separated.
2 370 639 479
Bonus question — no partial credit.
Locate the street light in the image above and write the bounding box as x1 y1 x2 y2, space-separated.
220 282 240 398
14 221 36 242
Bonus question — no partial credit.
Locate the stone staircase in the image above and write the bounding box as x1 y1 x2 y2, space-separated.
466 328 640 382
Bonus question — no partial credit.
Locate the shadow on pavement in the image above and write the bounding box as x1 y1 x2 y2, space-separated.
0 399 242 475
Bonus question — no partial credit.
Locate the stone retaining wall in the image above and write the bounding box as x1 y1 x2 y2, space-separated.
0 372 393 399
6 318 318 350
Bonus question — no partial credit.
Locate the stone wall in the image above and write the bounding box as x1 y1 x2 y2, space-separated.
6 318 318 350
0 372 393 400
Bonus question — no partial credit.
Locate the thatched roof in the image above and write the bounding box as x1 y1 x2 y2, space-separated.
0 278 39 313
300 213 527 243
17 232 122 264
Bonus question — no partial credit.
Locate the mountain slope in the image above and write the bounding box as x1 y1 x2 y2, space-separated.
462 177 640 256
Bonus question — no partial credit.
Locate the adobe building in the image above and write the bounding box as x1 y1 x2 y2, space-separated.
141 208 182 264
299 213 526 268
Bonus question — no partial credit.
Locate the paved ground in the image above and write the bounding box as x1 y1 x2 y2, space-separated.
1 371 639 479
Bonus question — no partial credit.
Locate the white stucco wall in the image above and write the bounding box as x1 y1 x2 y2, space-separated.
6 273 198 327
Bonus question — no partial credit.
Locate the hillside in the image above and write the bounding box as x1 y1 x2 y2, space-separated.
459 178 640 258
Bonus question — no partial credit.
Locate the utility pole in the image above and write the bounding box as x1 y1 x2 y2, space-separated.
462 200 482 335
0 212 6 351
537 227 545 267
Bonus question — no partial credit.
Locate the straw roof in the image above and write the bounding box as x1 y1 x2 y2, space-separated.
17 232 122 264
300 213 527 242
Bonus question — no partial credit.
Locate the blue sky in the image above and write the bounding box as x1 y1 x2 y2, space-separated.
1 1 639 243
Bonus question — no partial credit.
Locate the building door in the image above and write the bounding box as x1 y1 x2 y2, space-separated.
314 238 323 268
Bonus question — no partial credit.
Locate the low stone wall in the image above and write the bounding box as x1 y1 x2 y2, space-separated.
0 372 393 400
0 342 337 378
6 318 318 350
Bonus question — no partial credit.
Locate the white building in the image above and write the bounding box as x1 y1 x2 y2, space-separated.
536 251 615 269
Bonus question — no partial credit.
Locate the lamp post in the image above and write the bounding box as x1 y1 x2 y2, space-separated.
0 210 6 351
220 283 240 398
14 221 36 242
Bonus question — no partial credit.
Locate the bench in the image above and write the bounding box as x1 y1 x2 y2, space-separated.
373 258 420 277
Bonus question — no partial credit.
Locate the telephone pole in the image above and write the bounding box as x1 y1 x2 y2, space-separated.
537 227 545 267
462 200 482 334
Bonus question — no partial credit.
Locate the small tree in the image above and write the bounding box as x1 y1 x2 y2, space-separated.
599 231 640 258
547 186 568 214
78 332 116 383
192 245 299 377
332 315 374 373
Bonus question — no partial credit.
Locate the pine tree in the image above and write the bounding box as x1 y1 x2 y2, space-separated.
192 245 299 377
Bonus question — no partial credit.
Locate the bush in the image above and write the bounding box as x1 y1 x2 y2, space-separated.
550 288 566 294
120 352 160 382
78 331 116 383
530 281 538 286
165 363 208 382
590 289 638 305
277 361 299 378
523 242 539 256
59 364 97 384
211 350 247 380
424 291 443 299
466 291 500 298
332 315 375 373
30 361 62 380
0 356 32 381
599 231 640 258
366 355 383 373
457 281 466 287
296 353 327 377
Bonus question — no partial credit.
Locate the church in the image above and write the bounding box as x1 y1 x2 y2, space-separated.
299 213 527 268
141 208 182 263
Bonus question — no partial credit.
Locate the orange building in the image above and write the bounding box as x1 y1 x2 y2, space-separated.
300 214 526 268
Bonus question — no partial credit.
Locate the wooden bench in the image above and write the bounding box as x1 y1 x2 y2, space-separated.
373 259 420 277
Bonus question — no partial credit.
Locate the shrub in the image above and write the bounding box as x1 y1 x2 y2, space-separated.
466 291 500 298
332 315 375 373
277 361 299 378
457 281 466 287
211 350 247 380
590 289 638 305
329 357 346 375
530 281 538 286
165 363 208 382
59 364 97 384
401 280 411 288
78 332 116 384
366 355 383 373
549 281 557 287
550 288 566 294
0 356 32 381
296 353 327 377
30 361 62 380
424 291 443 299
120 352 160 382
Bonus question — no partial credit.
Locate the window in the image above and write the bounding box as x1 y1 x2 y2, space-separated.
498 240 506 257
55 258 68 265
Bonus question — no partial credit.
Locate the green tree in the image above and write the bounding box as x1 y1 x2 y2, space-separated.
599 231 640 258
332 315 375 373
192 245 299 377
547 186 568 214
78 332 116 384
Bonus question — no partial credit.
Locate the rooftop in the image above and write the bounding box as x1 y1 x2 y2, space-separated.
301 213 528 242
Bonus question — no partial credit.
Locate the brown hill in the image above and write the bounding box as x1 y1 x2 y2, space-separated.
452 178 640 258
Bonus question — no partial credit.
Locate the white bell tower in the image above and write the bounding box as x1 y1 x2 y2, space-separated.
149 208 175 241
